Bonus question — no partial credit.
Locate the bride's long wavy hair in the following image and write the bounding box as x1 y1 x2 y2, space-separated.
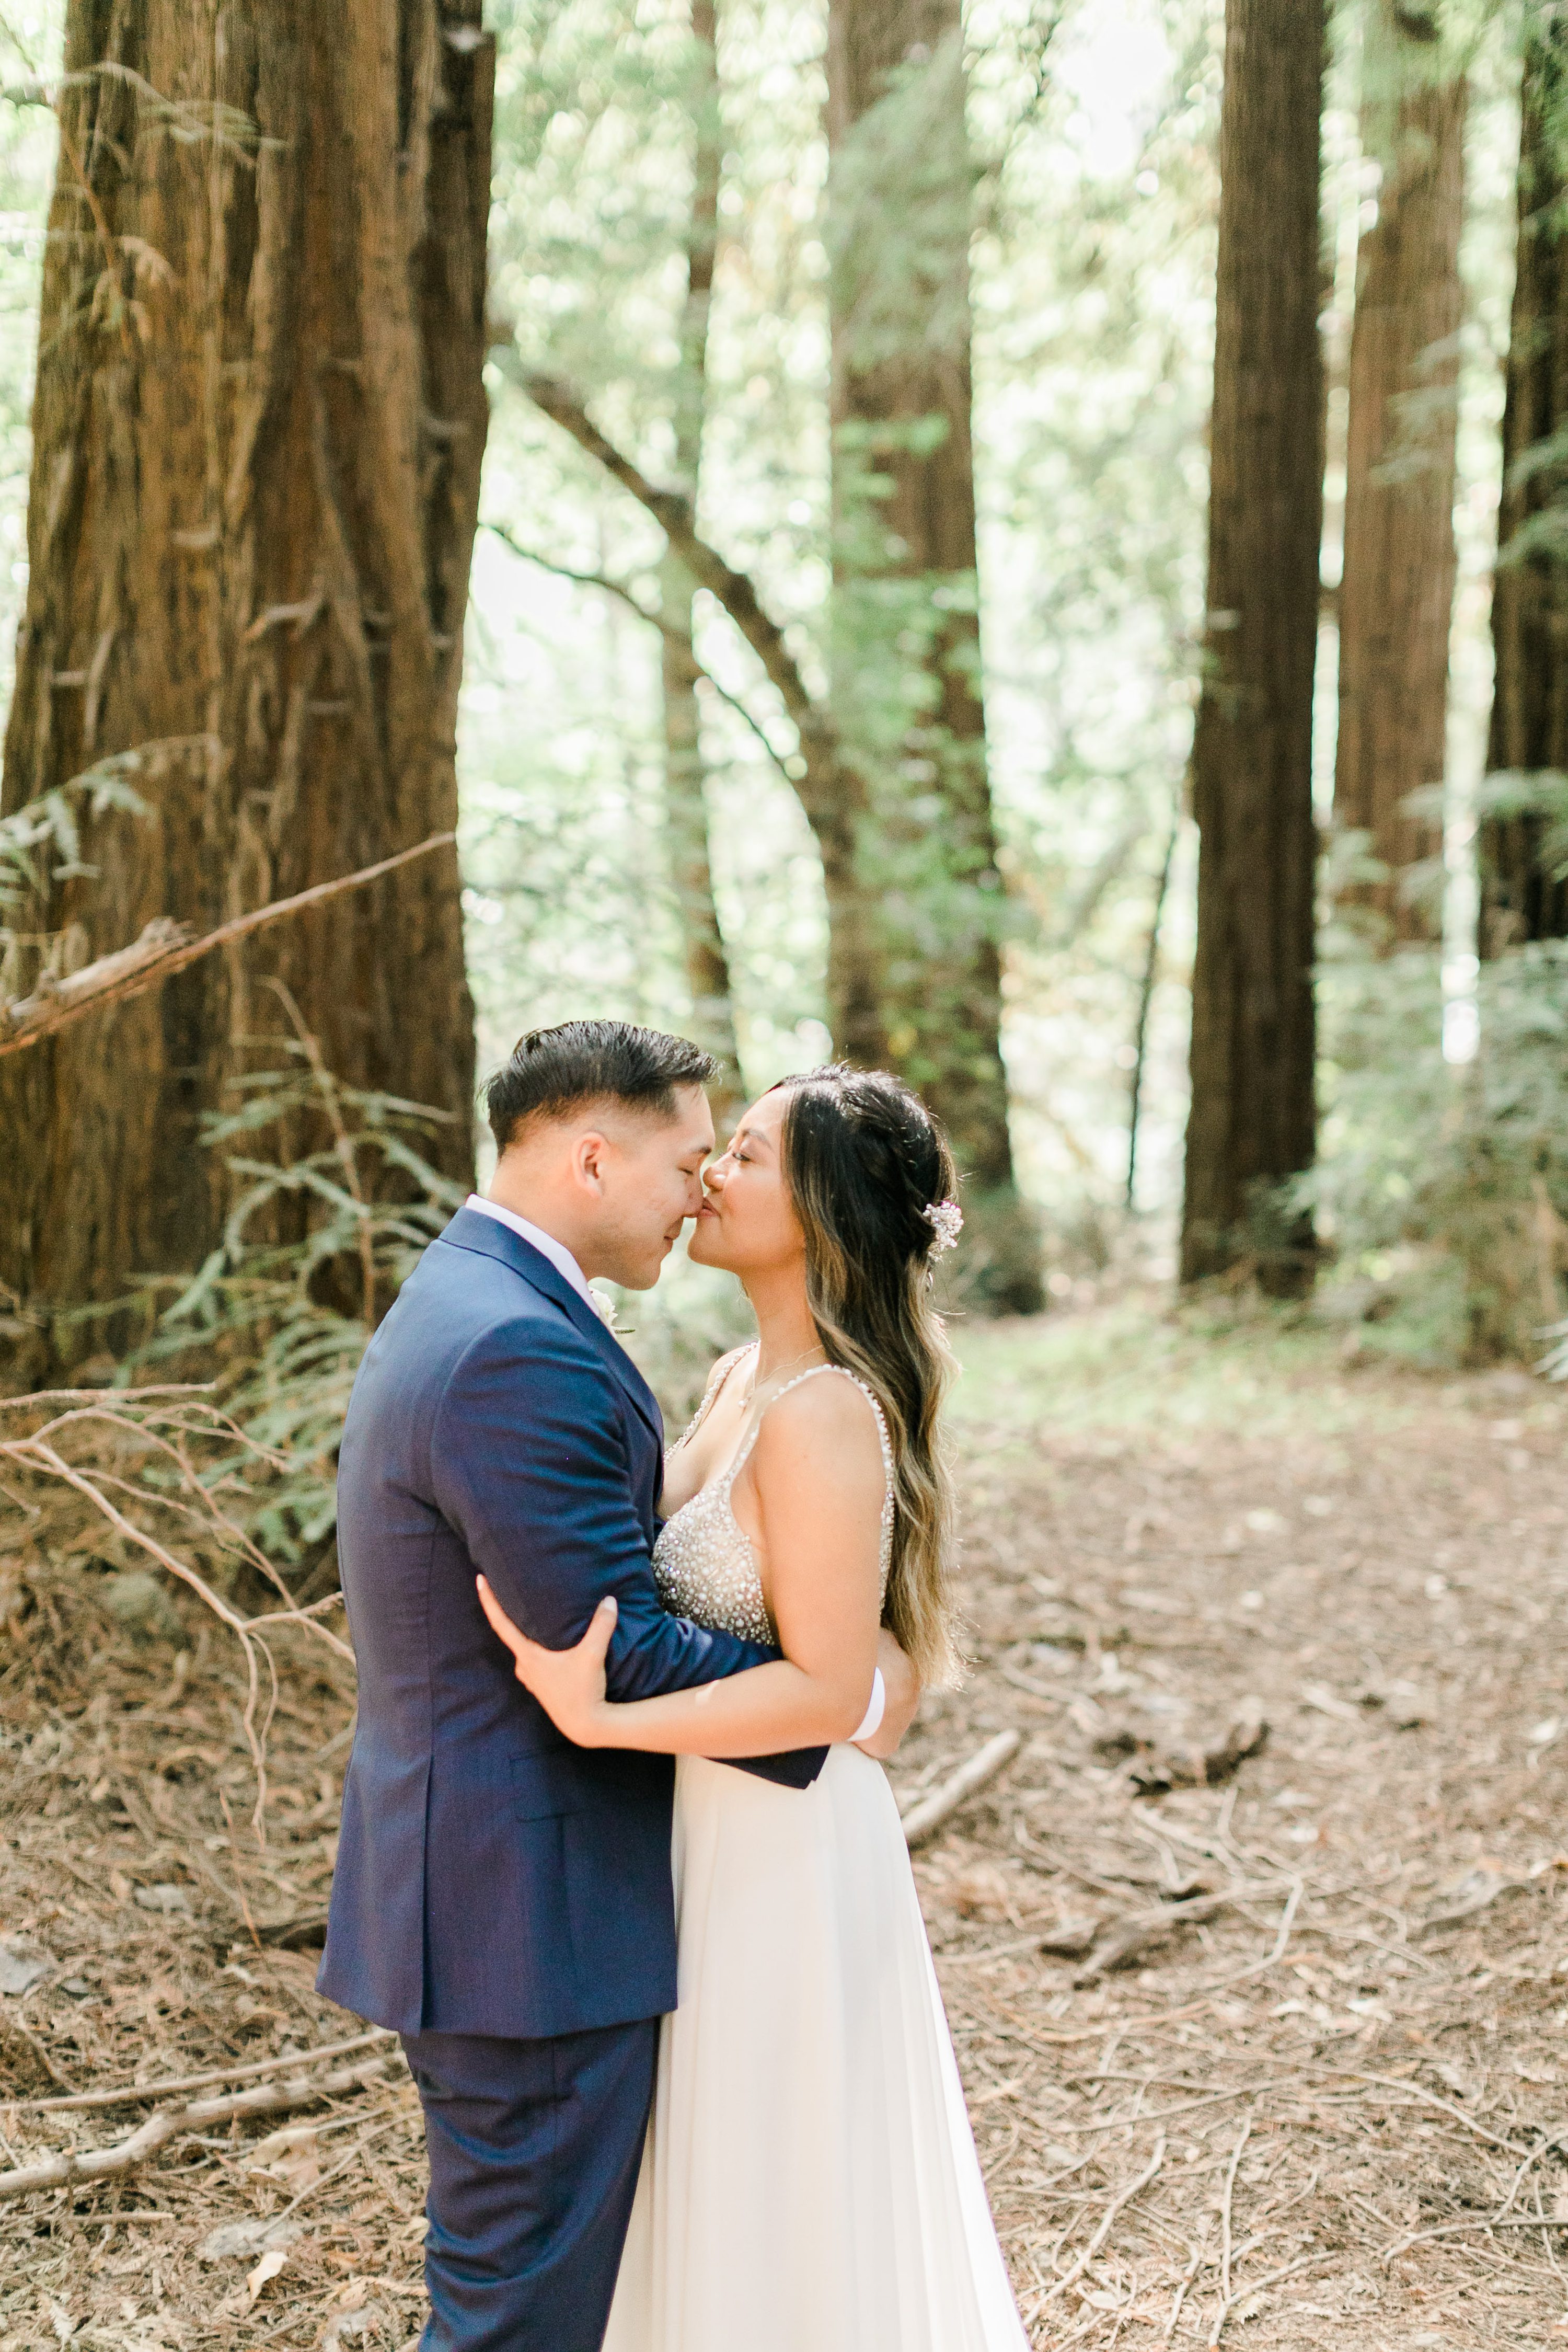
772 1065 963 1686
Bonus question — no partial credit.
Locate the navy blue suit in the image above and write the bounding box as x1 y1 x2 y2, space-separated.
318 1207 824 2348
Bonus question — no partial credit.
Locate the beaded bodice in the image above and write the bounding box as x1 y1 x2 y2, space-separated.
652 1345 894 1645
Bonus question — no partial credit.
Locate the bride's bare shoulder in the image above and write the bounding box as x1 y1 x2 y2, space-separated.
752 1366 885 1483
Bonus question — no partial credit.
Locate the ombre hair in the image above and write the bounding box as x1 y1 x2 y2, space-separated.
773 1065 962 1686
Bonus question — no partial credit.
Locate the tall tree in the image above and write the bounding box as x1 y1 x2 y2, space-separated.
1483 2 1568 949
825 0 1041 1313
1181 0 1323 1293
1334 0 1466 941
0 1 489 1359
519 367 889 1074
661 0 744 1126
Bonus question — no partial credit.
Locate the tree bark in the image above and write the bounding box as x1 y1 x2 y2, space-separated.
0 0 488 1362
661 0 744 1128
1483 7 1568 951
1334 0 1466 943
1180 0 1323 1294
826 0 1041 1313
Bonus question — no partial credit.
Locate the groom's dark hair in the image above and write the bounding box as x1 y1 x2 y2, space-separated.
486 1020 718 1150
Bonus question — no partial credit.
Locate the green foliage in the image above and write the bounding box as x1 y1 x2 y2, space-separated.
468 0 836 1091
120 1051 466 1563
1298 939 1568 1364
1477 767 1568 884
826 31 975 377
969 0 1221 1221
471 0 1223 1221
0 0 1536 1346
0 750 148 915
0 747 160 1006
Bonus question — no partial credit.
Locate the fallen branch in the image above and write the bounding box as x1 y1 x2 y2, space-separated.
1163 2240 1208 2344
1228 2052 1535 2158
996 1658 1074 1705
1 832 455 1055
1203 1875 1303 1992
902 1729 1021 1847
0 2052 403 2202
17 2026 394 2115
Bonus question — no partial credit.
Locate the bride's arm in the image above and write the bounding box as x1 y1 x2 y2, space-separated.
479 1377 885 1754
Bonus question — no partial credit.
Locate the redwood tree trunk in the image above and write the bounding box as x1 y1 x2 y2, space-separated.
1483 8 1568 950
1 0 488 1360
661 0 744 1128
1334 0 1466 943
1180 0 1323 1294
826 0 1041 1313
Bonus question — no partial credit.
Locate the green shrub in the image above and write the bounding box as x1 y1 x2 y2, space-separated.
1298 937 1568 1365
120 1047 466 1566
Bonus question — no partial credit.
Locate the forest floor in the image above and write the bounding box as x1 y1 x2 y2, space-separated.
3 1295 1568 2349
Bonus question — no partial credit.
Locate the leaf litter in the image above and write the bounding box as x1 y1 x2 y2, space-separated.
1 1330 1567 2345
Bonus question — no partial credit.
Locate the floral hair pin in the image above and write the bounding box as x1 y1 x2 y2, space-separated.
922 1198 963 1256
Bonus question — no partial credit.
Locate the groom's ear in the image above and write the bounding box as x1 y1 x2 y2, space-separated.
570 1128 613 1196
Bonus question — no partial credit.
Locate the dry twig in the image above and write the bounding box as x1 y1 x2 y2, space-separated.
1030 2135 1167 2315
0 2053 403 2201
17 2027 394 2115
1216 2112 1251 2312
902 1731 1021 1847
1 832 455 1054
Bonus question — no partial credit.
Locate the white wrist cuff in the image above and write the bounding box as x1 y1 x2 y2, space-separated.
851 1667 886 1745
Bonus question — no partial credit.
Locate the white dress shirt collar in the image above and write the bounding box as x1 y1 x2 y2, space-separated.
464 1194 597 1310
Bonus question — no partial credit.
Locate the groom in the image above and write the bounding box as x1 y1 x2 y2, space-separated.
318 1020 915 2352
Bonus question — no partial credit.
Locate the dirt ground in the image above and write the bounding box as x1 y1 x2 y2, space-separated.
4 1299 1568 2349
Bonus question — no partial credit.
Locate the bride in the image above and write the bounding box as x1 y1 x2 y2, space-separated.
477 1063 1029 2352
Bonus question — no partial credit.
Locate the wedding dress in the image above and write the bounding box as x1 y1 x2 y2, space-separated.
602 1347 1030 2352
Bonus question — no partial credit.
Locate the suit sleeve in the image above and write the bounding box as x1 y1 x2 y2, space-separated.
429 1315 825 1786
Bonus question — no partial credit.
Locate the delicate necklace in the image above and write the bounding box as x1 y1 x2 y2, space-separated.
741 1342 825 1404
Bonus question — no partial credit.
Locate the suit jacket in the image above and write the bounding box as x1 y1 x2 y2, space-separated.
318 1206 824 2039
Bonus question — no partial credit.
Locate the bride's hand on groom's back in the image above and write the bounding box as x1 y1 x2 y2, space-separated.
476 1576 617 1747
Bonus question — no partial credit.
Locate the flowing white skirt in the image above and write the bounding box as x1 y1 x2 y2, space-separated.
603 1745 1030 2352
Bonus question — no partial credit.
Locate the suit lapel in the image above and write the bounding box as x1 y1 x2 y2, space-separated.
435 1208 665 1447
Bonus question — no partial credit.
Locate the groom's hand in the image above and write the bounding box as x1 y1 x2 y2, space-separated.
856 1628 920 1760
